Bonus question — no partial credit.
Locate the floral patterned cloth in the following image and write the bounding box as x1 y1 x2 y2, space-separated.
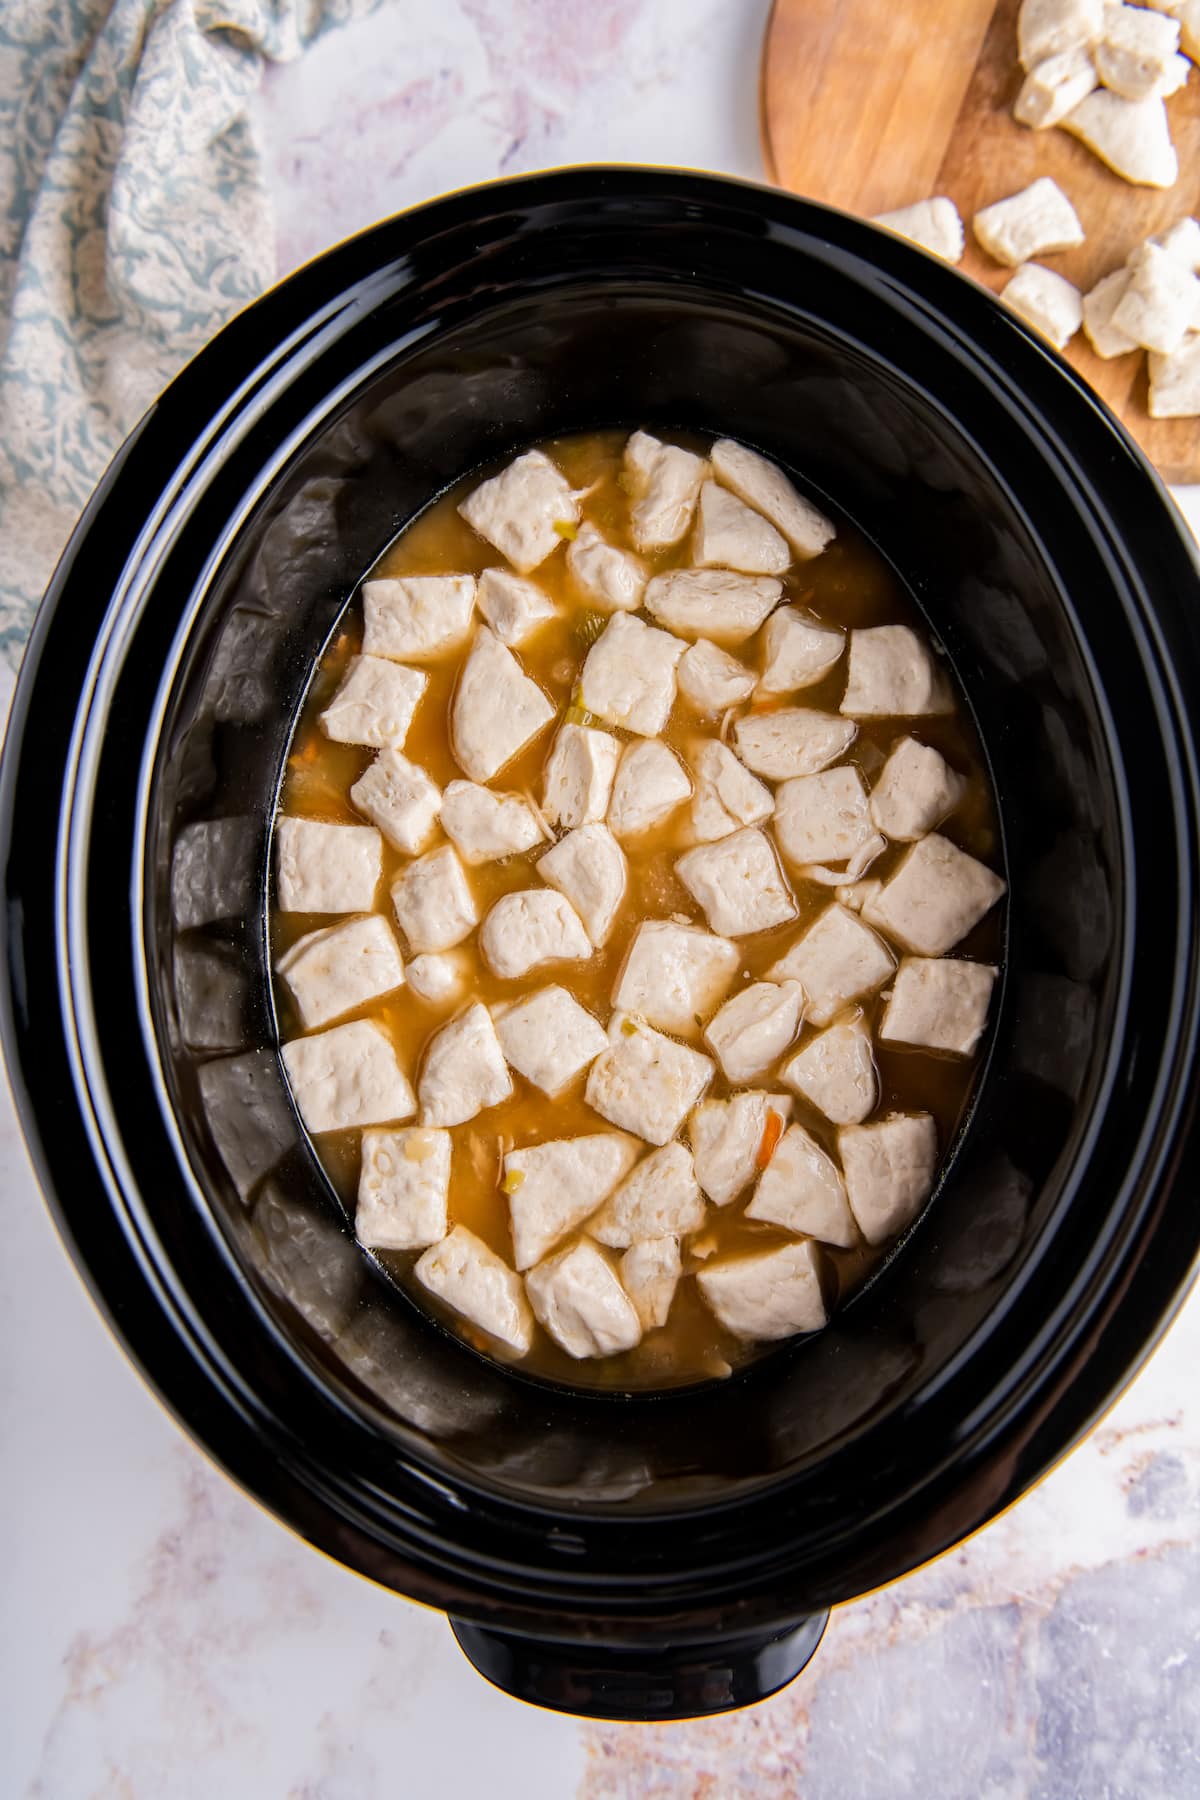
0 0 380 666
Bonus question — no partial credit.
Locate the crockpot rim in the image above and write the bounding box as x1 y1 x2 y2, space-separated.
5 165 1200 1639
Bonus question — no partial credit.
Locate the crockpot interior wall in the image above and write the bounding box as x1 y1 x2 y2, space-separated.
149 283 1119 1506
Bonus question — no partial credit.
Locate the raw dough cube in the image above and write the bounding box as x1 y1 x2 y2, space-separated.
1061 90 1178 188
1151 216 1200 271
276 914 405 1030
704 979 804 1082
319 654 427 750
1003 263 1084 349
525 1240 643 1358
863 833 1006 956
541 723 621 828
415 1226 533 1356
451 627 555 783
458 449 579 573
869 738 966 840
973 178 1085 266
677 639 757 714
644 569 782 645
504 1133 640 1268
697 1240 827 1339
733 708 858 779
282 1019 415 1134
440 781 543 865
1113 241 1200 352
1149 331 1200 416
566 521 647 611
479 888 591 979
356 1126 450 1250
607 740 692 840
880 957 999 1055
746 1123 856 1248
1083 268 1139 356
871 198 966 262
620 1237 681 1330
391 845 477 953
590 1141 706 1247
769 903 895 1026
758 607 845 694
623 430 707 552
586 1013 715 1147
709 439 837 558
612 919 740 1037
688 1092 792 1206
782 1014 878 1126
361 575 476 661
350 749 441 854
493 985 608 1095
690 739 774 842
406 950 468 1005
692 480 790 576
418 1001 513 1128
1018 0 1103 67
579 612 684 737
773 766 876 868
1095 3 1181 100
476 568 557 646
537 822 627 946
276 817 382 914
839 1113 938 1245
840 626 952 717
676 828 797 937
1014 47 1098 126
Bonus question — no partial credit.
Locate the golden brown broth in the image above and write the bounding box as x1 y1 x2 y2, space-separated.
272 429 1002 1391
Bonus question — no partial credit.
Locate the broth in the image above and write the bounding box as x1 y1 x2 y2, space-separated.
271 428 1003 1391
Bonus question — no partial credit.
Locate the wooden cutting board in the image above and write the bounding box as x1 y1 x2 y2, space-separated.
761 0 1200 481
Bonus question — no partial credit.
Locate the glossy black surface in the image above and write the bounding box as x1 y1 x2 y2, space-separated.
450 1613 830 1720
3 168 1200 1720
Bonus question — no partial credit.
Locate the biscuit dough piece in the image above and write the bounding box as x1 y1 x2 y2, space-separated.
479 889 591 979
283 1019 415 1134
361 575 477 661
493 985 609 1096
1014 47 1098 126
504 1132 641 1268
758 607 845 695
1082 267 1139 357
586 1013 715 1146
612 919 739 1037
974 178 1085 267
390 846 477 954
350 750 441 854
1002 263 1084 349
688 1092 793 1206
676 828 797 937
1061 89 1178 187
840 626 953 718
869 738 967 841
1149 331 1200 415
1113 241 1200 352
734 708 858 779
709 439 837 557
880 957 999 1056
418 1002 513 1128
319 655 428 750
276 914 405 1030
356 1127 450 1251
526 1240 643 1358
871 197 966 262
620 1237 682 1330
644 569 783 645
590 1141 706 1247
275 817 382 914
692 480 791 576
746 1122 857 1247
580 612 685 736
451 627 555 783
623 430 708 552
782 1014 878 1126
677 639 757 714
1095 3 1181 101
863 834 1006 956
541 723 621 829
607 740 692 840
769 903 895 1026
458 449 580 573
690 740 774 842
415 1226 533 1355
476 568 557 645
839 1112 938 1245
565 521 648 612
697 1240 828 1339
1018 0 1103 67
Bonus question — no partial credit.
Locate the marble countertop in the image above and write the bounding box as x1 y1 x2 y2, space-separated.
3 2 1199 1794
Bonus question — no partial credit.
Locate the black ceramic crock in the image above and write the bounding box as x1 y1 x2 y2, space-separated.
4 167 1200 1722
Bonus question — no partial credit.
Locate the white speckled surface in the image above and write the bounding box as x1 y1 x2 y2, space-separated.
3 3 1200 1794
